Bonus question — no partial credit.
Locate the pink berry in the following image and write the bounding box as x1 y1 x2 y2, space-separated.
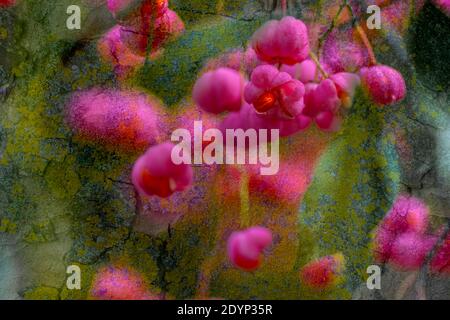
383 195 430 235
67 88 164 152
302 79 341 131
430 233 450 274
227 227 272 271
374 226 397 263
300 253 345 290
251 16 310 65
303 80 340 117
120 8 184 56
390 232 436 270
90 266 156 300
360 65 406 106
220 102 310 139
132 142 193 198
280 59 317 84
245 65 305 119
193 68 244 114
374 195 430 262
97 25 146 77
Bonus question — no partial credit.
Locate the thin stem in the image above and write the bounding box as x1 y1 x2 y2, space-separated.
395 271 419 300
281 0 287 16
239 170 250 228
309 51 329 79
355 23 377 66
344 2 378 66
318 1 347 56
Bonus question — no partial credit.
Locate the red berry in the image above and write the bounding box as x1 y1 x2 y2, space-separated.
300 253 345 290
227 227 272 272
430 233 450 275
132 142 193 198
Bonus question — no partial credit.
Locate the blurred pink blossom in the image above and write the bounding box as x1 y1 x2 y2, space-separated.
91 266 157 300
67 88 164 152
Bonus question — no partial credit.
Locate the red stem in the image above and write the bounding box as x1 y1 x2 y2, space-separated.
355 24 377 66
281 0 287 16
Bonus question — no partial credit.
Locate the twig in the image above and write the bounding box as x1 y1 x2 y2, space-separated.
344 1 378 66
317 1 347 56
309 51 329 79
281 0 287 16
395 271 419 299
355 23 377 66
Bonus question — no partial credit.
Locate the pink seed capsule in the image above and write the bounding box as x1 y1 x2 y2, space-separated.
193 68 244 114
132 142 193 198
280 59 317 84
220 102 310 139
97 25 146 77
90 266 157 300
251 16 310 65
300 253 345 290
303 80 341 117
360 65 406 106
302 79 342 132
245 64 305 119
120 7 183 56
383 195 430 235
374 195 430 262
227 227 272 271
390 232 436 270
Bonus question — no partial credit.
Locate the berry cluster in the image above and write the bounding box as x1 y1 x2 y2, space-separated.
60 2 450 298
374 195 449 274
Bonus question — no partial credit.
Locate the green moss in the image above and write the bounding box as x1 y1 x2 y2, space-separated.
0 218 17 234
298 89 400 294
136 16 265 106
24 286 60 300
23 220 56 243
